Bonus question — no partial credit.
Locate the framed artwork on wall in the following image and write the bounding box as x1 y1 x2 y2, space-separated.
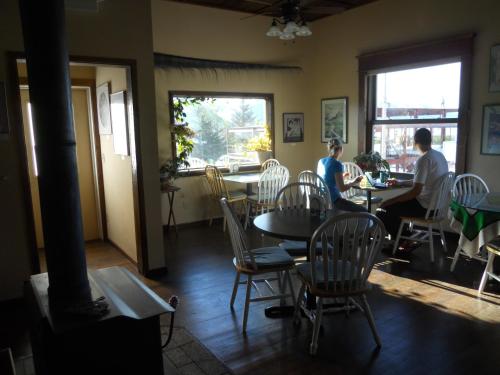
0 81 9 136
481 103 500 155
110 91 129 156
321 97 348 143
96 82 112 135
489 44 500 92
283 112 304 143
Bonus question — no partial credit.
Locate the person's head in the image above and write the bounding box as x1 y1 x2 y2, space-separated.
328 137 343 158
414 128 432 153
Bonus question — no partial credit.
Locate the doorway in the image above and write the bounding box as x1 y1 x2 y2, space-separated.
12 57 147 274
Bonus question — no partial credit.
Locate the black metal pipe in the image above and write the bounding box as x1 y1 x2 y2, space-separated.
19 0 91 308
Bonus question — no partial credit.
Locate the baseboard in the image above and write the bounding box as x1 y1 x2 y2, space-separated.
167 218 221 229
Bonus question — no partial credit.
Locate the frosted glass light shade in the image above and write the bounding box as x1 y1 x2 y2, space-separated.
266 24 282 37
279 32 295 40
296 25 312 37
283 21 299 34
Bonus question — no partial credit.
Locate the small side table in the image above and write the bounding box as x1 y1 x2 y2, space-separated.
161 183 180 234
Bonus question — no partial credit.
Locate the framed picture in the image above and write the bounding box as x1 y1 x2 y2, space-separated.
321 97 348 143
481 104 500 155
96 82 112 135
110 91 129 156
283 112 304 143
0 81 9 136
489 44 500 92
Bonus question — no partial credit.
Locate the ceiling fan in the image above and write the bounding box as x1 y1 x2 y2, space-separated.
242 0 345 40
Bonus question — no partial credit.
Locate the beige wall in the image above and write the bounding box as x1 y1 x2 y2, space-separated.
153 0 313 224
0 0 164 301
306 0 500 191
96 66 137 261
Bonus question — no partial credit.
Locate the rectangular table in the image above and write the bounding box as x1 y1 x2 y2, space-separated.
354 184 406 211
223 172 262 195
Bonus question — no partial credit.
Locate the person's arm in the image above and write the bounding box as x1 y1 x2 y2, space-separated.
335 172 363 192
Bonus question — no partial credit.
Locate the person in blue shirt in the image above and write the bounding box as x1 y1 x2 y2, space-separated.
317 138 367 212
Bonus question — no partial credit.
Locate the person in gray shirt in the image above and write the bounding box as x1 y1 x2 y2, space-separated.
376 128 449 251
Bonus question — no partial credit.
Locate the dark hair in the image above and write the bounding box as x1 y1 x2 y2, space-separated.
328 137 343 153
414 128 432 146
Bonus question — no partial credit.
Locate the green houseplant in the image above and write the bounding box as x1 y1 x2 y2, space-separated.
160 97 205 183
353 151 390 174
245 126 272 164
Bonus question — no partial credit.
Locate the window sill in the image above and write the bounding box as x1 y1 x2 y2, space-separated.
177 164 261 177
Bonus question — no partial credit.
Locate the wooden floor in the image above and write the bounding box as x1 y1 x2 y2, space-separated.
5 225 500 374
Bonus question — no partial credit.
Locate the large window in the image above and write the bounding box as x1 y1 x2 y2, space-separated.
372 62 461 172
169 92 273 171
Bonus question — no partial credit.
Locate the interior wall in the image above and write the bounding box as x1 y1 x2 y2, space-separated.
152 0 313 225
96 66 137 261
305 0 500 191
0 0 163 301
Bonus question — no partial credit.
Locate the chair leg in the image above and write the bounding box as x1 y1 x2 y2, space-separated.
392 222 404 255
285 270 296 307
293 282 306 325
428 225 435 263
450 243 462 272
310 297 323 355
479 252 495 294
244 202 251 230
360 294 381 347
230 271 240 308
242 275 253 333
276 271 285 306
223 216 227 232
439 223 448 253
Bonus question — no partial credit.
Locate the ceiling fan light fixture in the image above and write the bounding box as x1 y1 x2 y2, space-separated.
266 20 282 37
296 24 312 37
279 32 295 40
283 21 299 34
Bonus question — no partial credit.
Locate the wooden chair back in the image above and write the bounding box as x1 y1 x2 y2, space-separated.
220 198 255 270
205 165 229 199
309 212 385 295
298 170 331 205
426 172 455 220
256 165 290 210
275 182 331 212
452 173 489 198
261 158 280 171
341 162 363 199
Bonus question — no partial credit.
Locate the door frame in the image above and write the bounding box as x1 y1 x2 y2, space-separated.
6 52 150 275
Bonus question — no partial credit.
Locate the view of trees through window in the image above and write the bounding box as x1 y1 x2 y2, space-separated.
372 62 461 172
172 95 269 169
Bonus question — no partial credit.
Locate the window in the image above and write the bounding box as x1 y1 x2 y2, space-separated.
372 62 461 172
358 34 474 174
169 92 273 171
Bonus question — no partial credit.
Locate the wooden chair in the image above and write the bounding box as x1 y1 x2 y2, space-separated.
392 172 455 262
205 165 246 231
478 238 500 294
244 165 290 229
261 158 280 171
293 212 386 355
221 198 296 333
342 162 382 209
298 170 332 206
450 174 490 271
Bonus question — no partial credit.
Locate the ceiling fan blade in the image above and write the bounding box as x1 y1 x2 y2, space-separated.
243 0 274 5
301 6 345 14
240 0 284 20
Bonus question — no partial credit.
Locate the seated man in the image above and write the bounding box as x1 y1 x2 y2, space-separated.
317 138 366 212
376 128 449 251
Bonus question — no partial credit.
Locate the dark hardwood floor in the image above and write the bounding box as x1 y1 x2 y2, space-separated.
3 225 500 374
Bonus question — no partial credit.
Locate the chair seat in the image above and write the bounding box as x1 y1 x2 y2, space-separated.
247 194 274 204
278 240 332 257
235 246 295 271
296 261 365 295
226 190 247 202
348 194 383 204
486 237 500 256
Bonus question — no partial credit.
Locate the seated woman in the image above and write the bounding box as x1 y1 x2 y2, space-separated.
376 128 449 251
317 138 366 212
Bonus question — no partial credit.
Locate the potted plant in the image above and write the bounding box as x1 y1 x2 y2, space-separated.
353 151 390 176
246 126 272 164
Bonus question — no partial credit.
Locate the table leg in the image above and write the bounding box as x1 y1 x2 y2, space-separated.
167 191 178 235
366 190 372 212
246 183 253 196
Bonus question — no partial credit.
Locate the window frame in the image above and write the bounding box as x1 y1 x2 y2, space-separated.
168 90 275 177
358 34 474 174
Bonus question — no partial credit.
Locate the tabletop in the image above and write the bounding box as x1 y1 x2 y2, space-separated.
453 192 500 214
223 172 262 184
253 209 340 242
